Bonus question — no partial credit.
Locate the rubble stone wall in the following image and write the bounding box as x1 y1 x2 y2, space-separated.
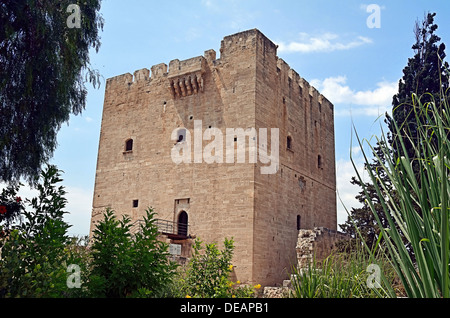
296 227 350 269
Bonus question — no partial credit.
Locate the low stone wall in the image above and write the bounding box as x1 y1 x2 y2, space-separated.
296 227 350 269
263 227 350 298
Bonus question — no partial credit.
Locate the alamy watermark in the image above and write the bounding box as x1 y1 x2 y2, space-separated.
170 120 279 175
366 4 381 29
66 4 81 29
67 264 81 288
366 263 381 288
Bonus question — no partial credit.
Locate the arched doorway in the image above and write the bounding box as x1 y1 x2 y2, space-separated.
178 211 188 237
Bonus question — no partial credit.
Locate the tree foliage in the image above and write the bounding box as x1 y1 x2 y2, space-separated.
388 12 449 167
88 208 178 298
0 0 103 184
341 12 449 250
340 142 393 248
0 165 80 297
0 170 179 298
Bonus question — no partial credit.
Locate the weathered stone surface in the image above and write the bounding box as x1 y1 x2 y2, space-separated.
90 29 336 287
297 227 350 269
263 286 291 298
264 228 350 297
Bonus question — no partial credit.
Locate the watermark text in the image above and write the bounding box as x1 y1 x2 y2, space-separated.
171 120 279 175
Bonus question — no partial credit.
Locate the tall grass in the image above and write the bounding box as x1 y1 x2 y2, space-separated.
290 245 397 298
351 89 450 297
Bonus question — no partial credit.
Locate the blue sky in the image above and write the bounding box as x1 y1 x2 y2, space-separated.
23 0 450 236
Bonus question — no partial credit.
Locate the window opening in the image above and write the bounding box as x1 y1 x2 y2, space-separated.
125 139 133 151
178 211 188 237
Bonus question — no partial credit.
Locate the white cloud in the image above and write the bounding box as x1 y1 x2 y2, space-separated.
277 32 373 54
311 76 398 116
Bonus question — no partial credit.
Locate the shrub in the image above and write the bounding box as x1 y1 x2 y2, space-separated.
88 208 178 297
0 165 82 297
181 238 257 298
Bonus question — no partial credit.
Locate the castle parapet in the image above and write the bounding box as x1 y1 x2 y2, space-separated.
151 63 168 80
133 68 150 82
106 72 133 90
167 56 206 98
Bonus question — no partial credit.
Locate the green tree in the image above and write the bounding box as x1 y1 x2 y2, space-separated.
88 208 178 298
342 12 448 251
0 165 82 298
0 0 103 184
0 183 25 235
340 142 392 249
388 12 449 169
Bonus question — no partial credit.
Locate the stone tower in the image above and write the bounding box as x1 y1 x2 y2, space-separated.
91 29 336 286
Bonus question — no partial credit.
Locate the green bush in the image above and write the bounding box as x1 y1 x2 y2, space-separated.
0 167 177 298
179 238 257 298
87 208 178 297
0 165 82 297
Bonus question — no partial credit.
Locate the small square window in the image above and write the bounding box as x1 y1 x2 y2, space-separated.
132 199 139 208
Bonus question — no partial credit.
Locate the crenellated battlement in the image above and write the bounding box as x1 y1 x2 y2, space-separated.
105 53 210 97
276 57 331 109
104 28 330 109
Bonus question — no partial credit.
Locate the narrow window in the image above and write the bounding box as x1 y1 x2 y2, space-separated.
132 199 139 208
125 139 133 151
318 155 323 169
287 136 292 150
297 215 301 231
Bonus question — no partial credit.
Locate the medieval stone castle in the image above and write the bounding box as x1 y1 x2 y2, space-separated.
90 29 336 287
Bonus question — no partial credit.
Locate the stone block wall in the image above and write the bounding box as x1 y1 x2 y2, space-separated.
91 29 336 287
296 227 350 269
